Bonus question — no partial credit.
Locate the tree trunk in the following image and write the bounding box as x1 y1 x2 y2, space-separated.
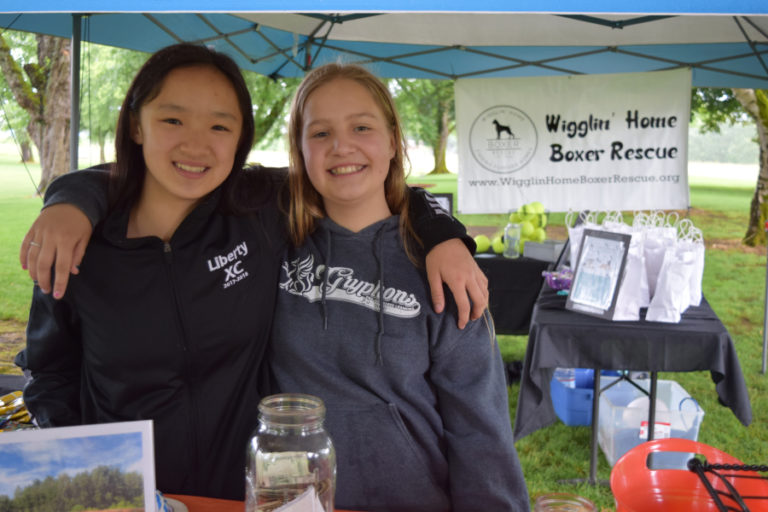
0 34 70 194
98 131 107 163
428 100 454 175
254 93 291 145
20 141 34 162
737 88 768 246
430 138 449 175
37 36 71 191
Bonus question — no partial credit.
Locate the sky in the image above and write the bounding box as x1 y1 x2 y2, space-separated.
0 432 144 497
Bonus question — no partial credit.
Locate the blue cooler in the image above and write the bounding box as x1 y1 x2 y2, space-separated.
574 368 621 388
550 369 622 426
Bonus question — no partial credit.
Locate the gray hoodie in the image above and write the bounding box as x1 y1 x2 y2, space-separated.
268 215 529 511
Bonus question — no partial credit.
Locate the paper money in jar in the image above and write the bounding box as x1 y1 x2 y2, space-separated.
245 394 336 512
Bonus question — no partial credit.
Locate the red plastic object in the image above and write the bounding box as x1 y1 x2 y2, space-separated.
611 438 768 512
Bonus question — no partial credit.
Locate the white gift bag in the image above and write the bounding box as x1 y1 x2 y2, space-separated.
566 210 598 269
641 212 678 298
646 245 695 323
612 233 651 321
676 221 705 307
600 211 628 235
568 210 629 268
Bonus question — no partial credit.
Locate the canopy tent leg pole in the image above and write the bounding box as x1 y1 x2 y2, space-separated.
70 14 81 172
763 221 768 374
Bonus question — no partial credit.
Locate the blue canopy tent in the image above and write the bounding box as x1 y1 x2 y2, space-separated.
2 5 766 169
2 2 767 163
2 6 766 84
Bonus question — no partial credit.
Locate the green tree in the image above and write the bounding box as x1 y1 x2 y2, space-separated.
392 78 455 174
78 44 147 163
245 72 299 151
0 30 35 163
77 46 298 163
8 465 142 510
0 75 34 162
0 30 71 193
692 87 768 245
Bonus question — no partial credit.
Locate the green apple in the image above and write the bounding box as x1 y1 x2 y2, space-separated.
474 234 491 253
532 227 546 242
491 235 504 254
520 220 535 238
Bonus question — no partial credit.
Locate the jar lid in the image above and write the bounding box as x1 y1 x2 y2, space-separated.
258 393 326 426
534 492 596 512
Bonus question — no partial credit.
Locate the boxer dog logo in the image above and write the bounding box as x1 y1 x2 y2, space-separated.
469 106 537 174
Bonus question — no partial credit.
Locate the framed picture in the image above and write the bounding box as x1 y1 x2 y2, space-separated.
0 421 155 510
566 228 631 319
430 193 454 215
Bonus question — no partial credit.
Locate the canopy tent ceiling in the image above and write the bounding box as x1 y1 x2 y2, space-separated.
2 3 766 168
2 0 767 14
1 10 767 88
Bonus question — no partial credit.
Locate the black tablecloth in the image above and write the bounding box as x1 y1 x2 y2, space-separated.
474 255 551 335
513 287 753 440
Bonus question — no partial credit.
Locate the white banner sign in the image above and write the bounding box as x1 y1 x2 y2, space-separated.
455 69 691 213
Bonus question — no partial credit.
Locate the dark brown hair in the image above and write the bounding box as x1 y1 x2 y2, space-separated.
110 43 254 213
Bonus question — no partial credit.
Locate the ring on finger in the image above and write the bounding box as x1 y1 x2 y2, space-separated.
29 241 42 248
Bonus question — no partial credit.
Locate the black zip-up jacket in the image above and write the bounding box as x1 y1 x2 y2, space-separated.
23 184 285 499
20 166 473 500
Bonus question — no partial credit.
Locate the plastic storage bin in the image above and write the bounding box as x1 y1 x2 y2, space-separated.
598 379 704 467
550 369 620 426
524 240 566 262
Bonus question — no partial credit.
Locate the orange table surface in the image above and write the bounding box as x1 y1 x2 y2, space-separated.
166 494 355 512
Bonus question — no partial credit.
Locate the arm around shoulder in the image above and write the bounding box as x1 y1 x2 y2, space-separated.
408 188 489 325
407 186 474 253
20 167 107 297
44 167 111 227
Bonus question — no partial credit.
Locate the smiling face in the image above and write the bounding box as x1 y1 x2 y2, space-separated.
131 64 243 213
300 77 396 227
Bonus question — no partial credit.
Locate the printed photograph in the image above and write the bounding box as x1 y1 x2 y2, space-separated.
567 229 631 318
0 421 154 511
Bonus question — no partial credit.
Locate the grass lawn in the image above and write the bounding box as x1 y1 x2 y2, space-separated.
0 155 43 323
1 153 766 510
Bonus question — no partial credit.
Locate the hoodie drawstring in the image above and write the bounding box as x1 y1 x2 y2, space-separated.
321 229 331 330
373 225 386 366
319 218 388 365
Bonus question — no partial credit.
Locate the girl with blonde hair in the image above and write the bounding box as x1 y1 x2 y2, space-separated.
267 62 529 511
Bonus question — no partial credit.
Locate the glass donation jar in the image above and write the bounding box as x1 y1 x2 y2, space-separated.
245 393 336 512
534 492 596 511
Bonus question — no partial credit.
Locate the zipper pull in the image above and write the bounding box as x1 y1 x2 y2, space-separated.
163 241 172 263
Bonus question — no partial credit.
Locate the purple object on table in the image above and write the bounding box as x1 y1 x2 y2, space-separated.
543 268 573 291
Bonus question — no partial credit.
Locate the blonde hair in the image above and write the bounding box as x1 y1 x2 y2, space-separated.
287 63 421 259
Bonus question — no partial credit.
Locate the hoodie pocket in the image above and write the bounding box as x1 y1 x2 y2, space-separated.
325 402 449 511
